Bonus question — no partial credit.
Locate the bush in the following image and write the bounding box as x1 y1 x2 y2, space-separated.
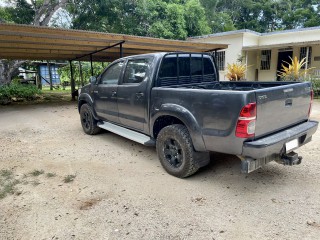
311 78 320 98
0 83 41 104
226 62 247 81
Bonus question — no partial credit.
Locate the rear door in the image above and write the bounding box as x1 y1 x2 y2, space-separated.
254 82 311 138
93 61 124 123
116 57 153 131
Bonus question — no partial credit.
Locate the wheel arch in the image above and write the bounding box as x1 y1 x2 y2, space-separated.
151 104 207 152
78 93 98 119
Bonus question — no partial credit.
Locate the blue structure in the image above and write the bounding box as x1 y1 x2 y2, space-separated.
39 64 61 85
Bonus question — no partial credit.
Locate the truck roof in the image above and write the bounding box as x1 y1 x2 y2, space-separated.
117 52 213 61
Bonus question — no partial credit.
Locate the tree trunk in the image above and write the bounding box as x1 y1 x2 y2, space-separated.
0 60 25 86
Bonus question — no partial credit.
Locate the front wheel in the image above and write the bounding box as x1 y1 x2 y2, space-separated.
156 124 201 178
80 104 101 135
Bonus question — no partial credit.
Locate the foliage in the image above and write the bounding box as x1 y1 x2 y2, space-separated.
68 0 211 39
29 169 44 177
0 83 41 104
0 169 19 199
278 56 314 81
57 62 108 87
45 172 56 178
200 0 320 33
310 78 320 98
226 62 247 81
63 174 76 183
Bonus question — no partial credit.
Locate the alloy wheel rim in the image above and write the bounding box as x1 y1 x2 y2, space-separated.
82 111 91 130
164 138 183 168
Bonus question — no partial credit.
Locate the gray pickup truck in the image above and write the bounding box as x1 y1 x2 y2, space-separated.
78 52 318 178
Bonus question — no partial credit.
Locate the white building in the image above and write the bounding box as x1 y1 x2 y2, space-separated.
189 27 320 81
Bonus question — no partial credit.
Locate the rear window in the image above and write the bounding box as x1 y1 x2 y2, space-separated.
158 55 177 78
191 54 202 76
157 53 216 86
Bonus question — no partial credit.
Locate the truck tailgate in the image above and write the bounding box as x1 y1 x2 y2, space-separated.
254 82 311 138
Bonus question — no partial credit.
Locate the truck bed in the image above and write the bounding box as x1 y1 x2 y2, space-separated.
152 81 312 155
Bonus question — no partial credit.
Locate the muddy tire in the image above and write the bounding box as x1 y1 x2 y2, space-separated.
80 104 101 135
156 124 200 178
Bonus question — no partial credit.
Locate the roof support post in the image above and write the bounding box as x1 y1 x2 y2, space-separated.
47 60 53 91
69 60 76 101
79 61 84 87
120 43 123 58
90 54 94 77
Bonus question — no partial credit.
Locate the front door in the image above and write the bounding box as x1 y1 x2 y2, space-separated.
93 61 124 123
277 50 293 81
117 57 153 131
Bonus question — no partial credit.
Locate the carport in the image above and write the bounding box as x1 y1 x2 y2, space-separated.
0 23 228 99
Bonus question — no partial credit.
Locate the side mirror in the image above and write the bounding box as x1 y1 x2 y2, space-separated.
90 76 97 84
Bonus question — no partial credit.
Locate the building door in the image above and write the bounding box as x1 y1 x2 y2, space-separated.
277 50 293 81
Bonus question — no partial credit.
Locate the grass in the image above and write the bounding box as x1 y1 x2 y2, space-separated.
29 169 44 177
0 169 60 200
46 172 56 178
41 86 72 92
0 169 13 179
31 180 40 186
0 169 20 199
64 174 76 183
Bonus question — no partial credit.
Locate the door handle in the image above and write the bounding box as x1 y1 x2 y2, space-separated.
136 92 144 98
111 91 117 97
93 90 98 93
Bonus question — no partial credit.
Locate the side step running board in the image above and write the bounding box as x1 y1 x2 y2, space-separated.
98 121 155 146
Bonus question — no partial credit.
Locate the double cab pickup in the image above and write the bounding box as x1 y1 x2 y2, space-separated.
78 52 318 178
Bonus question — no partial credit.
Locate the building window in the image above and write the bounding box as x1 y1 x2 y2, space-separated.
215 51 225 71
300 47 312 68
260 50 271 70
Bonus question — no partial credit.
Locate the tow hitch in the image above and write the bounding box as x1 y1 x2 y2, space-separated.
240 152 302 173
277 151 302 166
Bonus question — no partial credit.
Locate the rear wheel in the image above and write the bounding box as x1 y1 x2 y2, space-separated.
156 124 200 178
80 104 101 135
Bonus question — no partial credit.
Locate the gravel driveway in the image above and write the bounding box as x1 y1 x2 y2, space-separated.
0 101 319 240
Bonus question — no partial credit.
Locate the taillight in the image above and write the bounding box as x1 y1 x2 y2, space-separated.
236 103 256 138
308 90 313 118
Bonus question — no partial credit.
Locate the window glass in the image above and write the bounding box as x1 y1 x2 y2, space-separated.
178 54 190 77
191 54 202 75
123 58 152 84
159 55 177 78
100 62 123 84
203 57 214 75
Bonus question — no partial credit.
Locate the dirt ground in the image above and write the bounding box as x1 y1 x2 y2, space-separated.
0 101 319 240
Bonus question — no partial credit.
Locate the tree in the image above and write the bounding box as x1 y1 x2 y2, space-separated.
184 0 211 37
7 0 35 24
68 0 210 39
200 0 320 33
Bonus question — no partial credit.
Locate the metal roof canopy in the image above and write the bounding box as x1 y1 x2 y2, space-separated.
0 23 228 100
0 23 227 62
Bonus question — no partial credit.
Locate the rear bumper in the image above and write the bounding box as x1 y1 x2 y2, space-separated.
242 121 318 159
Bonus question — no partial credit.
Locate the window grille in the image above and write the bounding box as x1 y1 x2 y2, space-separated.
260 50 271 70
300 47 312 68
215 51 225 71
